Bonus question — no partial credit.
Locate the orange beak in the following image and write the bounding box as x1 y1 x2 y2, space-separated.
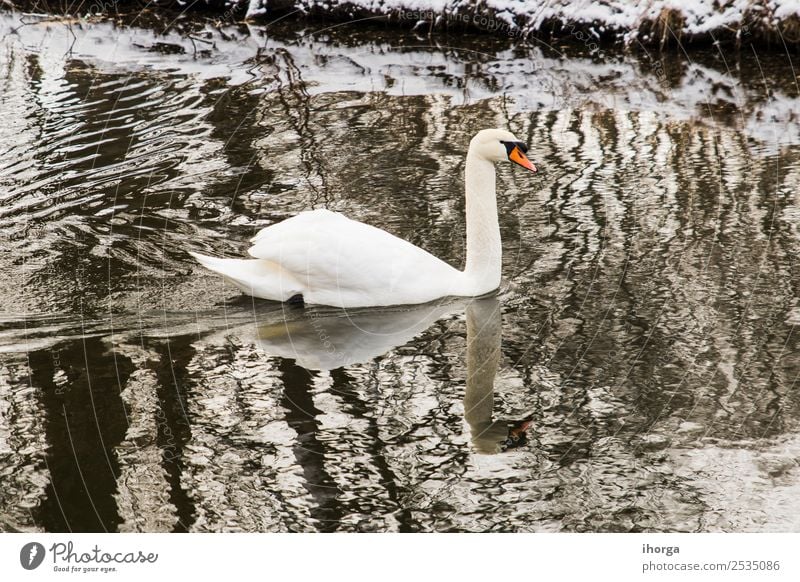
509 145 537 173
510 420 532 437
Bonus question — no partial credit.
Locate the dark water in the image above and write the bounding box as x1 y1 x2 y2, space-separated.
1 11 800 532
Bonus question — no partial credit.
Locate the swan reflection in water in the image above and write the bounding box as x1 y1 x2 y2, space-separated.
463 298 532 454
254 301 462 371
253 296 532 454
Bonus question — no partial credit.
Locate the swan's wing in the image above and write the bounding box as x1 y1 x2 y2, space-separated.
247 209 461 306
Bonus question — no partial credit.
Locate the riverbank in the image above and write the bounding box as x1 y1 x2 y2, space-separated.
247 0 800 48
5 0 800 49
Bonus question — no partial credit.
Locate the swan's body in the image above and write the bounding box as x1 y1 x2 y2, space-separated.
190 129 536 308
192 209 467 307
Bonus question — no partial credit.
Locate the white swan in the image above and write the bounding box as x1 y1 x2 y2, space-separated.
190 128 536 308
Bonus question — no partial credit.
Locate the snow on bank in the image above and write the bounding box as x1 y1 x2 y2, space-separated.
242 0 800 45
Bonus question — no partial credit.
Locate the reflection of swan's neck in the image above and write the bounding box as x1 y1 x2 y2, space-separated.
464 300 502 432
463 149 501 293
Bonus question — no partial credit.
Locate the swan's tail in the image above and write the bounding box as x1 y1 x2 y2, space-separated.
189 252 299 302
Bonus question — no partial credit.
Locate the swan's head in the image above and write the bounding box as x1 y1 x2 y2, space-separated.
470 128 537 173
471 419 532 454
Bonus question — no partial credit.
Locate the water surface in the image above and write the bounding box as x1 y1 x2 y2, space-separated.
1 12 800 532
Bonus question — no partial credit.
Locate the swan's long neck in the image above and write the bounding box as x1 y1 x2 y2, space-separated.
463 149 501 293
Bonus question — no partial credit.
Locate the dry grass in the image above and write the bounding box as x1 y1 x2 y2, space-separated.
638 7 685 50
777 14 800 44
